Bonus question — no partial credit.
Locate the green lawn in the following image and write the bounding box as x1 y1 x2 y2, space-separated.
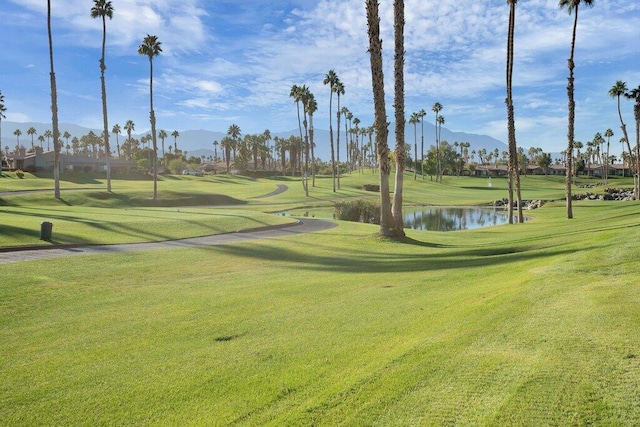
1 172 639 424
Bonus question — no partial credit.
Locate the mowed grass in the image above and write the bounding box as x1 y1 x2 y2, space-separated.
0 174 298 247
4 171 632 248
1 191 640 424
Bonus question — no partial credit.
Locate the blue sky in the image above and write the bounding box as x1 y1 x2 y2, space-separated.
0 0 638 154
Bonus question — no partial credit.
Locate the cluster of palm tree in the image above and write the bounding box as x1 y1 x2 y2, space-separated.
216 125 275 175
609 80 640 199
323 73 378 187
289 84 319 196
110 121 182 170
44 0 162 199
272 135 303 176
288 71 377 197
7 127 65 153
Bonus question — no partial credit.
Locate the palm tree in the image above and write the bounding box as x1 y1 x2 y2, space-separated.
626 84 640 197
432 102 443 182
609 81 635 197
170 130 179 154
70 136 79 155
391 0 407 237
91 0 114 191
220 136 233 172
26 127 37 151
409 112 419 180
212 140 219 162
62 131 71 155
27 126 37 150
13 129 21 151
112 124 121 157
323 70 339 192
346 110 354 168
138 34 162 200
418 109 427 179
158 129 167 162
560 0 594 219
47 0 61 197
306 92 318 187
289 84 305 184
262 129 272 170
619 137 627 177
334 82 345 189
506 0 523 224
352 117 361 172
124 120 135 159
593 132 604 180
604 128 613 184
340 106 350 181
0 91 6 155
436 114 445 182
366 0 394 237
299 85 312 194
44 130 53 151
38 135 45 150
227 124 241 159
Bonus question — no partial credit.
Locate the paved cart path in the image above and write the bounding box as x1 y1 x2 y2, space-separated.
0 219 336 265
251 184 288 199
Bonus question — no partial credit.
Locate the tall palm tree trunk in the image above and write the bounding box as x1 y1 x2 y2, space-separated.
303 113 310 197
295 101 305 188
506 0 523 223
149 61 158 201
391 0 406 237
100 15 111 192
413 123 418 180
309 113 316 188
48 0 61 199
336 105 342 190
634 99 640 199
636 126 640 200
329 92 336 192
434 113 440 183
366 0 394 237
420 116 425 180
616 96 636 197
564 6 579 219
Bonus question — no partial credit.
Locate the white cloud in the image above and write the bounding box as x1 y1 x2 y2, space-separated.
2 0 638 153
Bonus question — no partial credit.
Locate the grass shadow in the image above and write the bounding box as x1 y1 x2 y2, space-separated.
207 237 576 274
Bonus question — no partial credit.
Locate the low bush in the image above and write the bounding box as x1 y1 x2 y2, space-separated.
16 170 25 179
334 199 380 224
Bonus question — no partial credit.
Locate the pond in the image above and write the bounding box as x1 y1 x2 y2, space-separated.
275 206 525 231
403 207 519 231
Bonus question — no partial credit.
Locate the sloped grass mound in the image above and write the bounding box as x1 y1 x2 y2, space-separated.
82 190 246 208
0 190 246 208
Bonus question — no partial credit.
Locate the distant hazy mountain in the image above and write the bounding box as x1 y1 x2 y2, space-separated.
2 120 508 162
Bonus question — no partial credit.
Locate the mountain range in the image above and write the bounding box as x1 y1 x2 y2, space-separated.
1 120 509 162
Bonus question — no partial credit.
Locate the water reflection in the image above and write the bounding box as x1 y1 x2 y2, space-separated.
405 207 516 231
275 206 523 231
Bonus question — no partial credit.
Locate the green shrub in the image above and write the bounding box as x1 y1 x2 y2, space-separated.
168 158 187 175
16 170 25 179
334 199 380 224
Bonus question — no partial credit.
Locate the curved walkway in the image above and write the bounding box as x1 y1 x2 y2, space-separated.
0 219 336 265
251 184 288 199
